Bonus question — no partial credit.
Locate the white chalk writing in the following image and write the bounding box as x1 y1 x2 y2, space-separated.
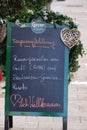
12 83 28 90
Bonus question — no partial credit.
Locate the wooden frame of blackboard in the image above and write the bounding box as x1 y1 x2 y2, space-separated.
5 22 69 117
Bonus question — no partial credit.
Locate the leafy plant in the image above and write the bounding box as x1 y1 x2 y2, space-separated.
0 0 85 83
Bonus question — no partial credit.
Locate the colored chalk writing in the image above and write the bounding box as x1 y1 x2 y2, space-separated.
5 23 69 116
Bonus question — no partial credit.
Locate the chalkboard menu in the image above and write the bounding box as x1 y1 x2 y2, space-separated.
5 22 69 117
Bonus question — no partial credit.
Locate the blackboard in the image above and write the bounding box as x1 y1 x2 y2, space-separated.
5 22 69 117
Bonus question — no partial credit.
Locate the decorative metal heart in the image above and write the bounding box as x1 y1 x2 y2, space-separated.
60 28 80 49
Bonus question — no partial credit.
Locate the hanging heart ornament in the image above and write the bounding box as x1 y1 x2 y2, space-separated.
60 28 81 49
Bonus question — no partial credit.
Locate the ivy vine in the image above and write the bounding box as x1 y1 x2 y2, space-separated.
0 0 85 83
